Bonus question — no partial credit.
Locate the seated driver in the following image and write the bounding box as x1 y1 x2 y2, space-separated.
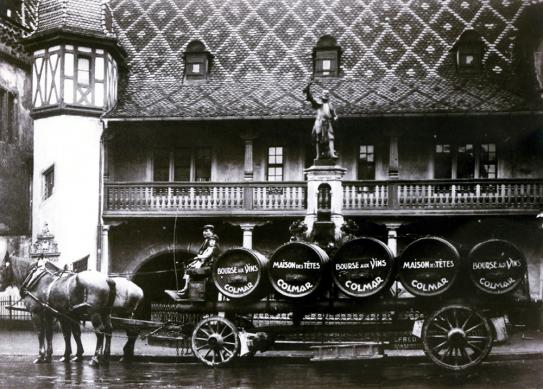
178 224 220 296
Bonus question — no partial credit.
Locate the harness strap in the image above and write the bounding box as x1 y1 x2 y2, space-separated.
45 276 61 306
20 265 45 297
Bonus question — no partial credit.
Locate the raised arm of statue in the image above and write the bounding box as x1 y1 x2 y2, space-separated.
303 82 320 109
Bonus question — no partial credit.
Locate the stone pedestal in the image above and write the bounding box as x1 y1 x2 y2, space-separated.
304 162 346 239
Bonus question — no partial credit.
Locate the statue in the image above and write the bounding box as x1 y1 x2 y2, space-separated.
303 81 338 160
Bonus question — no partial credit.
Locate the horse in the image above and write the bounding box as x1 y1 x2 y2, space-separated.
0 244 114 366
60 276 144 363
101 277 144 361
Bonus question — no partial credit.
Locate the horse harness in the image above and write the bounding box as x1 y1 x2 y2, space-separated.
19 263 74 312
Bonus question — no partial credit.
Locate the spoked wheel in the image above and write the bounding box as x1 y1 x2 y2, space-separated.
191 316 240 367
422 304 493 371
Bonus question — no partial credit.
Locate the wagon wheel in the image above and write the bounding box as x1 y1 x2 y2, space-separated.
422 305 493 371
191 316 239 367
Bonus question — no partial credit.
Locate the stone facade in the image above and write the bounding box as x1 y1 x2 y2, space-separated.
0 2 35 253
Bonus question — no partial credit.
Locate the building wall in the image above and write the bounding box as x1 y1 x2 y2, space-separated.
109 121 543 183
0 26 33 246
32 115 102 269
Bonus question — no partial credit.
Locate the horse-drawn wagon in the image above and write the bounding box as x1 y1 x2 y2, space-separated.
117 234 539 371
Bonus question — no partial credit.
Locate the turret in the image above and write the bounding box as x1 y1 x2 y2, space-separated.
25 0 124 270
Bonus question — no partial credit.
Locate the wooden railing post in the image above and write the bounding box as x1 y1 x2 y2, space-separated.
244 185 253 210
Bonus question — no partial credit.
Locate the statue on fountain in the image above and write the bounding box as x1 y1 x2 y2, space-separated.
303 81 338 161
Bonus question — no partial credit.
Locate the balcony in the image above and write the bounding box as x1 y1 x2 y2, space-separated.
103 179 543 219
343 179 543 216
103 182 307 218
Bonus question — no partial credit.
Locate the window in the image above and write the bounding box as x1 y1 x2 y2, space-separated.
195 148 211 182
313 35 342 77
456 144 475 179
267 146 284 181
434 144 452 179
174 148 191 181
452 30 484 75
0 88 17 143
43 166 54 200
32 44 113 110
77 56 91 86
358 145 375 180
479 143 497 179
434 142 496 179
153 149 170 181
153 147 212 182
184 40 212 81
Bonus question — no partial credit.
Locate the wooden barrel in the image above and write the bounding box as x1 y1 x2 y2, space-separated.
268 241 330 298
212 248 269 300
332 237 395 298
468 239 526 295
399 237 460 297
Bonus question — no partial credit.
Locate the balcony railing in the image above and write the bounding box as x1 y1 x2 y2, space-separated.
104 182 306 215
343 179 543 211
104 179 543 217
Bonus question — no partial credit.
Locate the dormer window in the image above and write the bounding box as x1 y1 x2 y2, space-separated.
1 0 21 22
451 30 484 75
184 40 212 81
313 35 342 77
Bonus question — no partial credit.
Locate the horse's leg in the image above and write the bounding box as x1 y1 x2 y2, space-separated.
44 314 54 362
88 312 105 367
102 313 113 364
31 313 47 364
59 318 72 362
121 328 138 362
71 320 84 362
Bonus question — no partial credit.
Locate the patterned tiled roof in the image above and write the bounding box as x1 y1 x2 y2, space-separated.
106 0 539 119
30 0 114 40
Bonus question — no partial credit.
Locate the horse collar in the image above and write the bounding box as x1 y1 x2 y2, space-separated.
20 265 48 296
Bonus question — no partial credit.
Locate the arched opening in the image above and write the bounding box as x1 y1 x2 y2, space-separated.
132 250 194 319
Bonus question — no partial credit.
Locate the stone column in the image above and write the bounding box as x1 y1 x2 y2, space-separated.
240 223 255 249
100 225 110 274
385 223 402 256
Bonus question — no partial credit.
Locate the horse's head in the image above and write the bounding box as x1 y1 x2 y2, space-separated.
0 250 13 291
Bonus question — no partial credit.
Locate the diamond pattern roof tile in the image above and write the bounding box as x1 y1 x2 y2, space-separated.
104 0 538 119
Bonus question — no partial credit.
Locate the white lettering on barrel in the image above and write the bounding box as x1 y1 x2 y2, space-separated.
345 277 384 293
277 279 313 294
410 277 448 292
479 277 515 290
225 282 254 294
402 259 455 270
